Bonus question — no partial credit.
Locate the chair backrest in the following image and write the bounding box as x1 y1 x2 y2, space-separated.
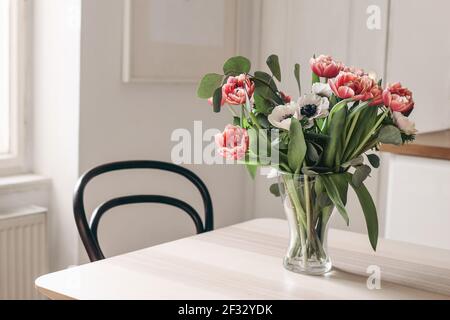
73 160 213 262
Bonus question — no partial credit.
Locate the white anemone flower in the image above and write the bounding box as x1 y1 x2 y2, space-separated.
295 93 330 128
392 111 417 135
268 101 300 130
312 83 333 98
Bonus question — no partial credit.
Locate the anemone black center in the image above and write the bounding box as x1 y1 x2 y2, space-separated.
301 104 317 117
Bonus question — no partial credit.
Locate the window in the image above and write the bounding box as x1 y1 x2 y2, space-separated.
0 0 26 174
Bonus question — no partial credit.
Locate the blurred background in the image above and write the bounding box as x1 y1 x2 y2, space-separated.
0 0 449 299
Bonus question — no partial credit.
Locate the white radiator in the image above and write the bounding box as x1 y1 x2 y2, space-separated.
0 206 48 300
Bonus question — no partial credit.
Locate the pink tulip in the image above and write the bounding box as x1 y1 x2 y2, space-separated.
328 72 383 106
309 55 344 78
343 66 367 76
215 125 249 160
209 74 255 107
382 82 414 116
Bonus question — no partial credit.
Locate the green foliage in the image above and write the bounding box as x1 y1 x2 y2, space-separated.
323 106 347 169
212 87 222 113
269 183 281 197
319 174 349 225
253 94 274 115
223 56 251 75
287 120 307 173
294 63 301 95
352 165 371 187
366 154 380 168
266 55 281 81
253 71 278 91
342 105 377 161
378 125 402 145
197 73 223 99
345 173 379 250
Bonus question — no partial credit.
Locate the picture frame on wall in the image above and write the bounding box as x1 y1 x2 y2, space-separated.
122 0 240 83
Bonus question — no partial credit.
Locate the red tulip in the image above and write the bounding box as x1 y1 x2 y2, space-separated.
309 55 344 78
382 82 414 116
329 72 383 106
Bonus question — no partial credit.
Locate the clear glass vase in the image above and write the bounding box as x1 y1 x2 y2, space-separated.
278 172 334 275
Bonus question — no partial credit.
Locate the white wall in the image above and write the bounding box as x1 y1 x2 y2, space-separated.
31 0 81 270
77 0 255 261
386 0 450 132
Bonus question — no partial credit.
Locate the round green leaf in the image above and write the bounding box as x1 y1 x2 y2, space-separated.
223 56 251 75
378 125 402 145
367 154 380 168
197 73 223 99
266 54 281 81
352 165 371 187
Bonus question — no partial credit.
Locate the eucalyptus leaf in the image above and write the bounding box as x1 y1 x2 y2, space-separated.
266 54 281 81
287 120 306 173
197 73 223 99
254 71 278 91
352 165 371 187
253 95 273 115
378 125 402 145
254 84 283 105
345 173 378 250
269 183 281 197
212 87 222 113
367 154 380 168
223 56 251 75
294 63 301 95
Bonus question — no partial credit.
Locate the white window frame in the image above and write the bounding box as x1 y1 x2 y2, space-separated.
0 0 27 175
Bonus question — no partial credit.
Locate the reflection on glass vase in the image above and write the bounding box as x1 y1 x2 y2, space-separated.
278 171 334 275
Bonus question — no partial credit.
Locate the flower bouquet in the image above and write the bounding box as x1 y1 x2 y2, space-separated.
197 54 416 275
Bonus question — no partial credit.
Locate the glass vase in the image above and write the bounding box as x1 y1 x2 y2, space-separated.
277 172 334 275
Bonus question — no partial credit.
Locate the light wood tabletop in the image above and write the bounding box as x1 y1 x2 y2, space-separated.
35 218 449 300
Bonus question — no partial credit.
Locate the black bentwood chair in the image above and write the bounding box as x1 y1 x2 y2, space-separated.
73 160 213 262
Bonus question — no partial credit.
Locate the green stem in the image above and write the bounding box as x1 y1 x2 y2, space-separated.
285 177 308 264
248 111 262 130
343 111 360 152
348 109 388 160
304 175 312 242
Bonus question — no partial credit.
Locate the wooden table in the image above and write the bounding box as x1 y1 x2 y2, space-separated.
35 219 448 300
